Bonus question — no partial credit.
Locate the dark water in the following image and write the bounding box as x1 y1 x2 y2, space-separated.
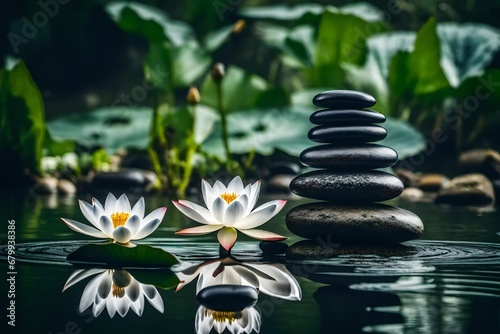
1 193 500 333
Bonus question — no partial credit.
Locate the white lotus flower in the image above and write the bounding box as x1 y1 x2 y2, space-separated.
173 176 287 251
61 193 166 245
195 305 261 334
63 268 164 318
176 257 302 301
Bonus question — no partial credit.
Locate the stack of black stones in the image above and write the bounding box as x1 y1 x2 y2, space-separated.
286 90 424 244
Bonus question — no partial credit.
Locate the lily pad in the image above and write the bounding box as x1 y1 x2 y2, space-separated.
47 106 152 153
67 243 179 268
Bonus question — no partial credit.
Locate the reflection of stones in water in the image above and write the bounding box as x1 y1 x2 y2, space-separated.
196 285 258 312
287 239 418 260
314 286 404 333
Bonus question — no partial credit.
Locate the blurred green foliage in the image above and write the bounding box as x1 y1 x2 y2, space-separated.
2 1 499 192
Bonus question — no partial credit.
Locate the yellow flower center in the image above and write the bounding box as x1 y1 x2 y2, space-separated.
205 309 240 324
112 283 125 298
110 212 130 228
220 192 238 204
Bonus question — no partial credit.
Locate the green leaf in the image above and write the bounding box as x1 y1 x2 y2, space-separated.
144 42 172 91
106 2 196 46
311 8 387 86
128 269 180 290
47 106 153 154
438 23 500 89
0 61 45 178
389 18 451 106
343 32 416 115
44 128 76 156
201 66 269 112
67 244 179 268
239 3 324 20
171 46 211 87
380 117 426 159
204 25 233 52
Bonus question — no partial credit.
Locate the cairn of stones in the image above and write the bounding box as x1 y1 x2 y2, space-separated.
286 90 424 244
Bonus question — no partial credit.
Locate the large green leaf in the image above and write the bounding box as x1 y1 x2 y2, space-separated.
203 106 425 159
0 61 45 178
106 2 196 46
438 23 500 89
389 18 451 105
201 66 288 113
47 106 153 153
145 42 211 89
343 32 416 115
311 8 387 87
67 244 179 268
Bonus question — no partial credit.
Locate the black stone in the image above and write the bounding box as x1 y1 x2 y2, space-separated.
313 90 376 109
290 170 404 202
308 125 387 144
299 144 397 170
286 203 424 243
89 168 157 194
259 241 289 255
196 285 258 312
310 109 385 125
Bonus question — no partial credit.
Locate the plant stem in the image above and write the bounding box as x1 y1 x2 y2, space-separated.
215 81 231 164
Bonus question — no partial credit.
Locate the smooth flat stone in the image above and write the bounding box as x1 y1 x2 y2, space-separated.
286 203 424 243
300 144 397 170
313 90 376 109
308 125 387 144
196 285 258 311
436 173 495 205
310 109 385 125
290 170 404 202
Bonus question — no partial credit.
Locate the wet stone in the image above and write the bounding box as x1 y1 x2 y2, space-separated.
196 285 258 312
310 109 385 125
290 170 404 202
89 168 157 194
308 125 387 144
286 203 424 243
313 90 376 109
299 144 397 170
436 173 495 205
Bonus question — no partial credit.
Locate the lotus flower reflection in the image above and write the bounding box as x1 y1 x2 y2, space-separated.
174 176 287 250
61 193 166 244
196 305 261 334
176 257 302 301
63 268 164 318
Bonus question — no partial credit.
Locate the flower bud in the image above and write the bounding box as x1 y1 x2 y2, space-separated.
211 62 225 82
186 86 201 105
232 19 246 35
